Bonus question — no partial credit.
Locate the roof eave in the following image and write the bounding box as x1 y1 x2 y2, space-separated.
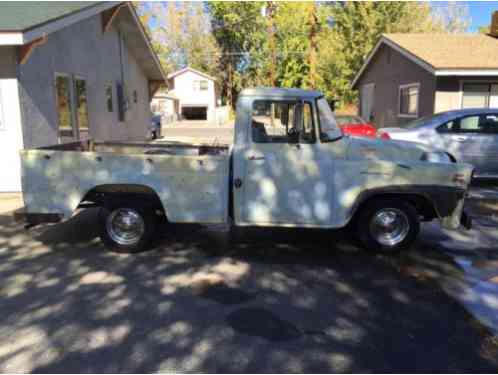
0 2 119 46
351 36 435 89
125 3 167 83
167 67 216 82
435 69 498 76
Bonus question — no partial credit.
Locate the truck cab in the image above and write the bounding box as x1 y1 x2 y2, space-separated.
230 88 472 252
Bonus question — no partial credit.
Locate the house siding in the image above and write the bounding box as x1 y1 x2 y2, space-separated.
357 44 435 128
17 10 150 149
0 47 24 192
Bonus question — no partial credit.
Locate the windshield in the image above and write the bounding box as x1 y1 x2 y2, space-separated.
317 98 343 141
403 113 447 129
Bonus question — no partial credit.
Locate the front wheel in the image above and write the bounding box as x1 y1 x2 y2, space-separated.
99 206 157 253
356 199 420 254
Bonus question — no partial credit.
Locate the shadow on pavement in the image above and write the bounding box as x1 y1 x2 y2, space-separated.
0 208 497 372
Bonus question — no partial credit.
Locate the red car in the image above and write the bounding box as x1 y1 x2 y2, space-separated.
335 115 377 138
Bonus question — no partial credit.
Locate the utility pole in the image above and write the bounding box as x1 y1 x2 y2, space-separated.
266 1 277 87
307 3 318 89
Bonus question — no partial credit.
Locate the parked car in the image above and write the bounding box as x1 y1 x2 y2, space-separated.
20 88 473 255
336 115 377 138
378 108 498 179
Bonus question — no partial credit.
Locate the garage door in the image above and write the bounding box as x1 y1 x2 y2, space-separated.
182 106 207 120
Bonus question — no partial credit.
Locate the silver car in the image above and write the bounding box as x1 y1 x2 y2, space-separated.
379 108 498 179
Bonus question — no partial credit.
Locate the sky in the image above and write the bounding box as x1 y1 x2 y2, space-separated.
463 1 498 31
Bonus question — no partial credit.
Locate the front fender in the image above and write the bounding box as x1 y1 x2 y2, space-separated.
349 185 466 222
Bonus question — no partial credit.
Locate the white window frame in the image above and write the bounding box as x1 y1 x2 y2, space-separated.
459 80 498 109
398 82 420 118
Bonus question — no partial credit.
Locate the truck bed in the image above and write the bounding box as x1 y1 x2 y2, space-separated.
21 140 230 224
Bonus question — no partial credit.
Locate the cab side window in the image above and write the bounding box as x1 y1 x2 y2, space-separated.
251 100 315 143
300 103 315 143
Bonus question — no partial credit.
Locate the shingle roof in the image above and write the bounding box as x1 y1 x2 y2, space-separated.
0 1 103 31
384 33 498 69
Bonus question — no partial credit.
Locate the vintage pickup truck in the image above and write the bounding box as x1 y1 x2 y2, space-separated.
21 88 473 254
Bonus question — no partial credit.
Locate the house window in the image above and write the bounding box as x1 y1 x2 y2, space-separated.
462 83 498 109
75 78 89 132
105 84 113 112
399 83 419 117
55 74 74 137
193 80 209 91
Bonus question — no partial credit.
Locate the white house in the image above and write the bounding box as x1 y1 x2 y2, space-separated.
151 91 179 124
167 67 217 122
0 2 166 192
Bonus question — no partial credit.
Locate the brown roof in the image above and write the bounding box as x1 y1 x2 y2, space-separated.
384 33 498 69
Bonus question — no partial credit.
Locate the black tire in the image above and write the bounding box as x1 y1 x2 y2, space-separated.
356 198 420 254
98 205 157 253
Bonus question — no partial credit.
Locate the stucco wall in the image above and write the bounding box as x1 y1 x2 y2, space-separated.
170 70 216 122
17 10 150 149
435 76 498 113
0 47 24 191
356 44 436 128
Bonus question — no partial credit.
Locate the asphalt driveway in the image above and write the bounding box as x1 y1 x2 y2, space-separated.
0 206 497 372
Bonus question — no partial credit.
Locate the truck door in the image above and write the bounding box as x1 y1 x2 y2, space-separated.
235 99 331 226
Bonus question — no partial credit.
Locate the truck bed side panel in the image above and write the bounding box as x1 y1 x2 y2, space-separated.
21 150 229 224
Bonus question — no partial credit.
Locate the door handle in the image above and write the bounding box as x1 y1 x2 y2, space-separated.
455 137 467 142
248 155 265 161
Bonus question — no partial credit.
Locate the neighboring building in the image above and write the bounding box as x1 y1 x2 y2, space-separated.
353 31 498 129
0 2 166 192
151 90 179 124
167 67 217 122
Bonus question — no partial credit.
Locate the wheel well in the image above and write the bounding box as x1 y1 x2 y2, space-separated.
80 184 166 217
352 193 437 223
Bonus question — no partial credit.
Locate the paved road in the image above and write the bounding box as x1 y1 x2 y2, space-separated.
160 125 234 144
0 206 497 372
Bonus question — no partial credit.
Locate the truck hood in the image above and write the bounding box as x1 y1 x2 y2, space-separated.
346 135 440 162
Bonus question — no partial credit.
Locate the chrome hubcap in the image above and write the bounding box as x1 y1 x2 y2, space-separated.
106 208 145 246
369 208 410 246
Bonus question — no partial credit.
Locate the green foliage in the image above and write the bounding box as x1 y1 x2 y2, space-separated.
135 2 220 78
316 2 449 106
137 1 473 108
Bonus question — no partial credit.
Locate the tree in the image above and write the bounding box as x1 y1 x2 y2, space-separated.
316 2 447 106
134 2 220 77
208 2 267 107
432 1 471 33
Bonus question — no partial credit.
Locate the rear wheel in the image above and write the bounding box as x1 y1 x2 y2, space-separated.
356 199 420 254
99 205 157 253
